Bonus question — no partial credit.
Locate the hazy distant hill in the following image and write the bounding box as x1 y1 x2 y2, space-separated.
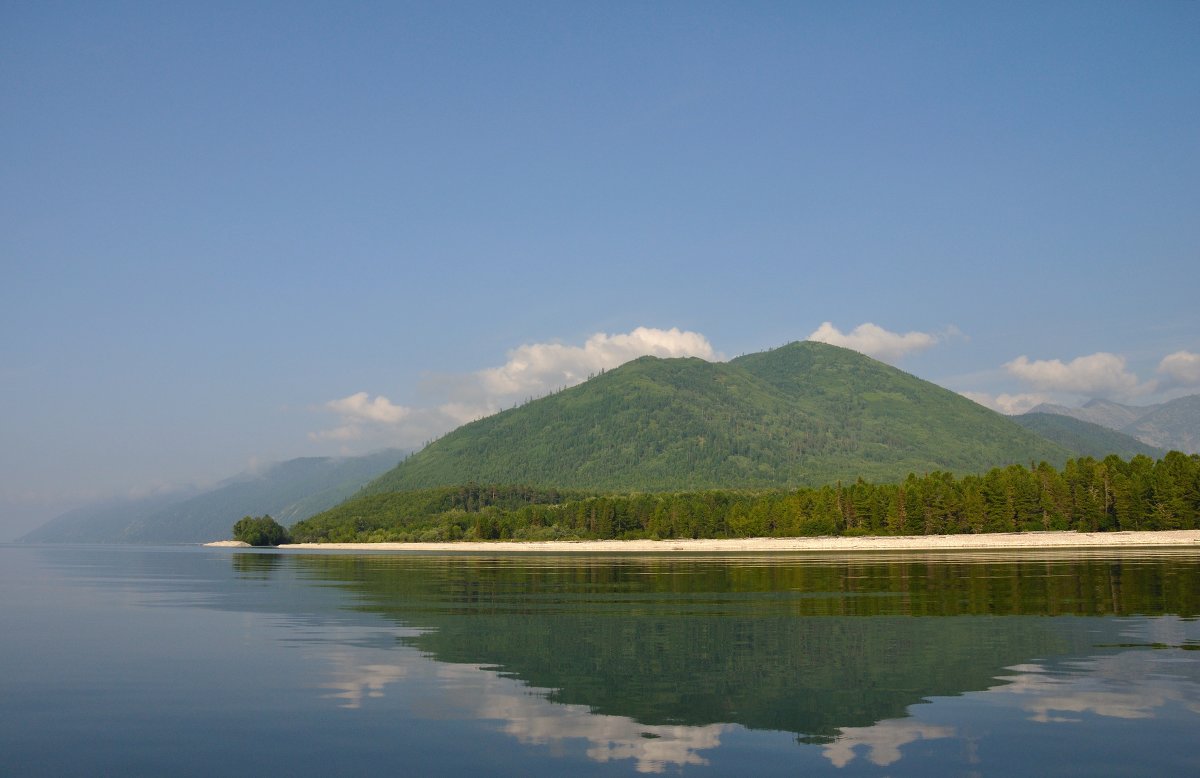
366 342 1069 493
16 490 200 544
19 449 405 544
1027 398 1149 430
1124 395 1200 454
1011 413 1166 459
1028 394 1200 454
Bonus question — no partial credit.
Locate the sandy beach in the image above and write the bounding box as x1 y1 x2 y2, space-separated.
254 530 1200 553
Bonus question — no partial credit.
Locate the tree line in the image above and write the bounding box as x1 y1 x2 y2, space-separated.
289 452 1200 543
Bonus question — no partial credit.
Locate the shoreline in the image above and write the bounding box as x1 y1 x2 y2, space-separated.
218 529 1200 553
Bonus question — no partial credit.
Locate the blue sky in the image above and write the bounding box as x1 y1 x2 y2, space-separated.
2 1 1198 537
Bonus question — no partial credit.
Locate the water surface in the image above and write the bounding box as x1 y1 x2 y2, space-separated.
2 545 1198 775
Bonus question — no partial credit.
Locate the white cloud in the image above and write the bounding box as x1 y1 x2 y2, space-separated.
327 392 411 424
807 322 941 363
478 327 719 398
1158 350 1200 388
960 391 1052 415
310 327 719 447
1004 352 1154 399
312 392 412 442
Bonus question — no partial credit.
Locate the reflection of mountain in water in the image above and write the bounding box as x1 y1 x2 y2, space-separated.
421 612 1065 737
288 552 1200 740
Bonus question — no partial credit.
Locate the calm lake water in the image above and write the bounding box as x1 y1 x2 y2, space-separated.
2 544 1199 776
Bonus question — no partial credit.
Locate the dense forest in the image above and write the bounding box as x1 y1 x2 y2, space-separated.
290 451 1200 543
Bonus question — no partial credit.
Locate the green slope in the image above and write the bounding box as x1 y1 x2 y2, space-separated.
366 342 1069 493
1012 413 1166 459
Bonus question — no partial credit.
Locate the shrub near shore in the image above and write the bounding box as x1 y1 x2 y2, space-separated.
289 453 1200 543
232 515 291 546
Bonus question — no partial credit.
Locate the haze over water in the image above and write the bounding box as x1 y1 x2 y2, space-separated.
3 545 1199 776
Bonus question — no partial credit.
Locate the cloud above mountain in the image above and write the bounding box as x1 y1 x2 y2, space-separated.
965 346 1200 413
806 322 946 363
1004 352 1154 399
312 327 719 447
1158 350 1200 389
478 327 720 398
311 393 412 441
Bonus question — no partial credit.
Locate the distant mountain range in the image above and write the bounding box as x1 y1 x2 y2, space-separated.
365 341 1071 494
1025 395 1200 454
19 449 405 544
1010 413 1166 460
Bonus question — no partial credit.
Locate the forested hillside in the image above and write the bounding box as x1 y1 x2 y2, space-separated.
366 342 1069 493
289 452 1200 543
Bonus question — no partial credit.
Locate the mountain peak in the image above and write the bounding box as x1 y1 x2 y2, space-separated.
366 346 1068 494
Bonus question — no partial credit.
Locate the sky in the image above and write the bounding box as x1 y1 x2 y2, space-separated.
2 1 1198 538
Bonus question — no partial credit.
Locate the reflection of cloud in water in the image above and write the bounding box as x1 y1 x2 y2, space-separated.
996 650 1200 723
315 626 428 709
822 719 955 767
435 663 729 773
822 619 1200 769
320 651 411 709
316 648 727 772
994 620 1200 723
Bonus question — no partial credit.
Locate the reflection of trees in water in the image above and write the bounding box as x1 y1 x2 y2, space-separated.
231 551 282 579
287 553 1200 739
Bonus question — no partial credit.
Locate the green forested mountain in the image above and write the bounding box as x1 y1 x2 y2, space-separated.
366 342 1069 493
1013 413 1166 459
20 449 405 544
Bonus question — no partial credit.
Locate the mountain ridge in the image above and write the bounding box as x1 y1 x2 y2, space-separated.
1011 413 1166 459
1026 394 1200 454
366 342 1071 494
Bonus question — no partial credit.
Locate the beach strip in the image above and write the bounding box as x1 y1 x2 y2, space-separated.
257 530 1200 553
